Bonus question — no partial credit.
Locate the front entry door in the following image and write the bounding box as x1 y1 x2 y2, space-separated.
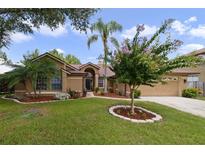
85 78 93 91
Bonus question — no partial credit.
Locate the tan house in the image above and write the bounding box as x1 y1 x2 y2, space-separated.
14 52 199 97
183 48 205 93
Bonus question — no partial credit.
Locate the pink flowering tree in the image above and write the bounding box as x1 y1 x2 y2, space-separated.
111 19 203 114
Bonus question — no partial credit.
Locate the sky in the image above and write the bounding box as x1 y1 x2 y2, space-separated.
4 8 205 64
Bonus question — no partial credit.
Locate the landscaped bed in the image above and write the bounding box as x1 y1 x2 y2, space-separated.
113 106 155 120
4 94 58 103
1 97 205 144
109 105 162 123
94 92 129 98
19 96 57 102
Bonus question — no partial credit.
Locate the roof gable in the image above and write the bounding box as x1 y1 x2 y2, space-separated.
31 52 78 71
79 62 100 70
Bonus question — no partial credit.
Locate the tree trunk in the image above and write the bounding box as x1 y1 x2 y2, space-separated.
104 65 108 93
103 38 108 93
130 88 135 114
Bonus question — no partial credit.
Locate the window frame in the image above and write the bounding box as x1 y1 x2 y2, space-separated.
98 78 104 88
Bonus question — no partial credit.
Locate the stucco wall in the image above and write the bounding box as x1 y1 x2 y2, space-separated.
113 75 187 96
67 76 83 92
196 64 205 82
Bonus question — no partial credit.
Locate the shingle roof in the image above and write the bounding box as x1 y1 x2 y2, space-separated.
71 64 115 77
30 53 200 77
186 48 205 56
171 67 200 75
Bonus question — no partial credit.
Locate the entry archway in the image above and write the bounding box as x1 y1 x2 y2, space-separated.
84 68 95 91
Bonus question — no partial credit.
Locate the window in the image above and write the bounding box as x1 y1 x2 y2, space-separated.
187 75 199 82
51 76 62 90
98 78 104 87
36 76 47 90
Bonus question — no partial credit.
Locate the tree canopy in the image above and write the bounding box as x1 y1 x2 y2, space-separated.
0 58 57 97
0 50 12 65
21 49 40 65
0 8 98 48
65 54 81 64
49 49 81 64
111 19 203 114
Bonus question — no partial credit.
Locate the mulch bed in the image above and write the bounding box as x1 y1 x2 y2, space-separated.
94 93 129 98
113 107 156 120
19 96 57 102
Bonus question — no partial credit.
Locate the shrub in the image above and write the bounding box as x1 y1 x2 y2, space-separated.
100 91 104 96
108 87 113 93
130 89 141 98
67 89 81 99
68 88 75 98
118 91 122 96
95 87 99 93
182 88 199 98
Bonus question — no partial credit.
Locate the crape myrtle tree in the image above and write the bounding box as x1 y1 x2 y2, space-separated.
111 19 203 114
87 18 122 93
0 8 98 48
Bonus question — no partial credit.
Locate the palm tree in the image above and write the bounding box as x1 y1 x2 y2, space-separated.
87 18 122 93
0 59 57 97
0 65 28 90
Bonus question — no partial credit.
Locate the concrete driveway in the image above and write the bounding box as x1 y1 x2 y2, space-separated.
140 96 205 118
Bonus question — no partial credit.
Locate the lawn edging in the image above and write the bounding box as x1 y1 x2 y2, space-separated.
1 96 65 104
109 105 162 123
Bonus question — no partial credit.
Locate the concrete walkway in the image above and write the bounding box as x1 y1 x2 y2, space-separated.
94 96 205 118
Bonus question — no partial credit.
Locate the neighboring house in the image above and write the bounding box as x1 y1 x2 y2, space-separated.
13 52 197 96
183 48 205 94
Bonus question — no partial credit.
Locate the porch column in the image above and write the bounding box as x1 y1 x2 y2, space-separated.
62 64 67 92
95 74 99 89
178 76 183 96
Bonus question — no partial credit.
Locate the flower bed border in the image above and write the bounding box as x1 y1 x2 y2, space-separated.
1 96 66 104
109 105 162 123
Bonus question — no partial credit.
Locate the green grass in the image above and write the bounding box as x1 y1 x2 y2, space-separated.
0 97 205 144
195 96 205 101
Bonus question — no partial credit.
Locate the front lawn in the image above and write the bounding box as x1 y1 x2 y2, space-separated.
0 97 205 144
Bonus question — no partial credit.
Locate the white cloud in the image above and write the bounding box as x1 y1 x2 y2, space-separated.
0 65 14 74
179 43 204 54
189 25 205 39
10 32 33 43
0 58 4 65
184 16 197 24
171 20 189 35
35 24 68 37
55 48 65 54
121 25 157 39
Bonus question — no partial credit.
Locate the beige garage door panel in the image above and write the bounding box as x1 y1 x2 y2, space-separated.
139 81 178 96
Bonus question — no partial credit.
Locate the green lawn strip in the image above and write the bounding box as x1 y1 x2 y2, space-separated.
195 96 205 101
0 97 205 144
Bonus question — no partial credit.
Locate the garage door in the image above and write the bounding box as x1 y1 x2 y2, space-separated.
139 80 179 96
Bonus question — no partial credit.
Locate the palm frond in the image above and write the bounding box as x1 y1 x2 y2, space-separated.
90 18 105 33
110 37 120 49
87 35 98 49
107 21 122 34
